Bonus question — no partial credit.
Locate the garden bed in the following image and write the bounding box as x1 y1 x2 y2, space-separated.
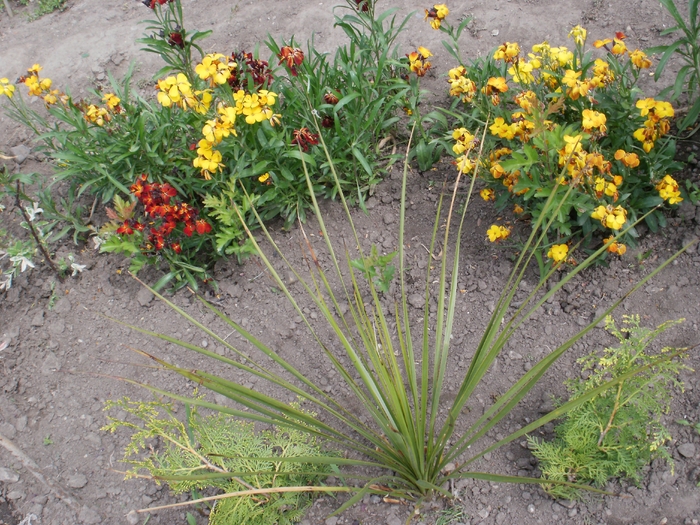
1 0 699 524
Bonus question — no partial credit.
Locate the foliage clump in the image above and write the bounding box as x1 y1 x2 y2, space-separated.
103 398 334 525
528 315 689 499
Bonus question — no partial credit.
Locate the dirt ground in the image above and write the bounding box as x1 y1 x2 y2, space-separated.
1 0 700 524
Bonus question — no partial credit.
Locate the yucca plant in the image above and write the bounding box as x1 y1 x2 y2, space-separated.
115 120 692 518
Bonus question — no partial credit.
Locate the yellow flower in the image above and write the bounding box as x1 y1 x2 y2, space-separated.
514 204 524 214
258 172 271 184
102 93 121 110
591 205 627 230
417 46 433 58
434 4 448 18
43 89 61 105
0 78 15 98
27 64 42 74
448 69 477 102
455 155 474 174
582 109 607 133
558 134 584 164
568 25 587 46
656 175 683 205
452 127 475 155
611 37 627 55
629 49 652 69
614 149 640 168
486 224 510 242
561 69 590 100
507 58 534 84
84 104 109 126
490 163 506 179
425 4 449 29
603 236 627 255
514 90 537 113
547 243 568 263
193 139 223 179
489 117 516 140
195 53 232 85
480 188 495 201
156 73 192 108
408 49 432 76
653 100 674 119
590 59 615 87
594 177 618 199
232 89 278 124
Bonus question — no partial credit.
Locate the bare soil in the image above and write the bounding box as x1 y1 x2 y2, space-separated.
1 1 699 525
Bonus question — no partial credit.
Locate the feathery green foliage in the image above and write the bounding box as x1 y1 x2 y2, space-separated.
529 315 689 499
103 397 334 525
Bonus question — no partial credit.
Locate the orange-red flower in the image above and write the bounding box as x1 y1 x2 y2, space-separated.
291 127 319 151
278 46 305 76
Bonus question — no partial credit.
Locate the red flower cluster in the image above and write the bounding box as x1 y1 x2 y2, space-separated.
143 0 173 9
278 46 305 77
291 128 319 151
228 51 273 90
117 174 211 253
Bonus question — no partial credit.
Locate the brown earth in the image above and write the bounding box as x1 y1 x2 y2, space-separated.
1 1 700 524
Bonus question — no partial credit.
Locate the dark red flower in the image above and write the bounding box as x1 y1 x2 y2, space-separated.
291 128 319 152
321 115 334 128
278 46 305 77
168 31 184 48
355 0 370 12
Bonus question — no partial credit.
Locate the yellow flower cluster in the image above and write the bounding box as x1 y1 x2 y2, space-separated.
656 175 683 205
633 98 673 153
557 135 620 193
547 243 569 263
494 42 520 63
452 127 477 174
591 204 627 230
568 25 587 46
581 109 607 134
487 224 510 242
84 104 110 126
193 139 223 179
529 42 574 74
447 66 477 102
19 64 65 106
192 88 279 178
233 89 278 124
195 54 236 86
0 78 15 98
487 147 526 194
156 73 212 114
82 94 122 126
489 114 535 143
